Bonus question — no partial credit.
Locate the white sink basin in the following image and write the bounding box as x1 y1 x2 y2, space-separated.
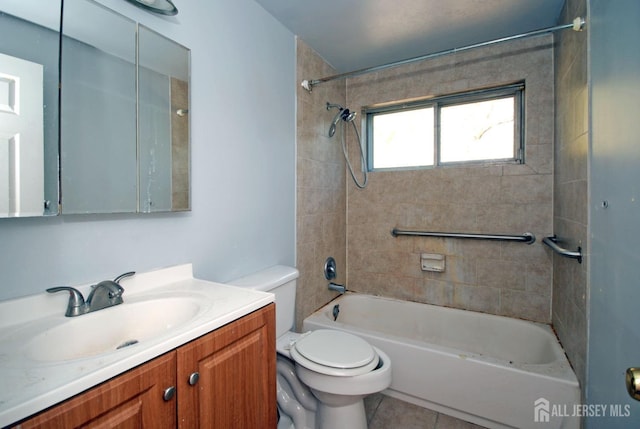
0 263 275 428
24 297 202 362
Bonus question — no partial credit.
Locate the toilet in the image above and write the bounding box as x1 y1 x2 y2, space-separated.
228 265 391 429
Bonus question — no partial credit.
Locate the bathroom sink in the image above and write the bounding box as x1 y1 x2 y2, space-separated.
0 264 275 428
23 297 202 362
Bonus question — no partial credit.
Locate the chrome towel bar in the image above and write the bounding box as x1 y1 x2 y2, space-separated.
391 228 536 244
542 236 582 263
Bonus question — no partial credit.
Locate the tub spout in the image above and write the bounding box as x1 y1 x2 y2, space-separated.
328 282 346 294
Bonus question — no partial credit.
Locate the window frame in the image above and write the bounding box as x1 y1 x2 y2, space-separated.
365 83 525 171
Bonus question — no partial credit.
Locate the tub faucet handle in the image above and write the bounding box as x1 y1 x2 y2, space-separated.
324 257 337 280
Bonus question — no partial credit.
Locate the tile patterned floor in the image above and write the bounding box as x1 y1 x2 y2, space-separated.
364 394 489 429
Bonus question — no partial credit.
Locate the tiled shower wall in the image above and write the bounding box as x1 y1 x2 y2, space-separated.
295 39 348 329
295 11 586 394
345 35 555 323
553 0 588 389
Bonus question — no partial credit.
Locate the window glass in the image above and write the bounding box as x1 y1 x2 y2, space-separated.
440 97 515 163
366 85 523 170
372 107 434 169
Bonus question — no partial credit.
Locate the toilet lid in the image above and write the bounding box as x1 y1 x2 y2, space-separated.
292 329 377 369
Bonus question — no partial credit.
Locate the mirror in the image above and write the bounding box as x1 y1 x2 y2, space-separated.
61 0 137 214
0 0 61 217
138 26 190 212
60 0 190 214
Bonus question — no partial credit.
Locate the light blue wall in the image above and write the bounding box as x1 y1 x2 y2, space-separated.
0 0 296 299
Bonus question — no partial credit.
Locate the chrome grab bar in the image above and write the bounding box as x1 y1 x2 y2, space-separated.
391 228 536 244
542 236 582 263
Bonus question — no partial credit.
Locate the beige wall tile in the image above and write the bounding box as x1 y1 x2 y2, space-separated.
416 279 454 307
453 284 501 314
552 0 588 391
501 289 550 322
476 259 527 290
345 35 554 323
295 39 347 330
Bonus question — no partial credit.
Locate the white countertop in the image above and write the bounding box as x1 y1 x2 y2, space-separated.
0 264 273 427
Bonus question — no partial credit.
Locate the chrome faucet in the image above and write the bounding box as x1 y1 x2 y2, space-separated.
325 257 346 294
328 282 346 294
47 271 135 317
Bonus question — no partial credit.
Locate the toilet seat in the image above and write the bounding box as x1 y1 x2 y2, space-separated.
290 330 379 376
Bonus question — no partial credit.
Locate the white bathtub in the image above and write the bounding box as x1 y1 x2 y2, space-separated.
303 293 580 429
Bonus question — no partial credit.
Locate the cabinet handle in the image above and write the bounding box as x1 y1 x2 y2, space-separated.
163 386 176 401
188 372 200 386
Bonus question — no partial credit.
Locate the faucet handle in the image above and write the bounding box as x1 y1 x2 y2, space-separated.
114 271 135 284
46 286 87 317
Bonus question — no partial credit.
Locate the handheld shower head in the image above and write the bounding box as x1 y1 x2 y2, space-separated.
329 110 343 137
324 101 368 188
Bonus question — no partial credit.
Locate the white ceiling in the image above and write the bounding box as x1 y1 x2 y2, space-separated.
253 0 566 73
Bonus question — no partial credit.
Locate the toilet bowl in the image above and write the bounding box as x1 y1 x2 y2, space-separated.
278 329 391 429
290 331 391 429
228 266 392 429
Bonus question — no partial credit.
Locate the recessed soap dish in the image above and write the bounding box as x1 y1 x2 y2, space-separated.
421 253 445 272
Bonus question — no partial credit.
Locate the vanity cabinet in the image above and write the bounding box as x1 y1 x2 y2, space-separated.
13 353 176 428
177 302 276 428
12 304 276 429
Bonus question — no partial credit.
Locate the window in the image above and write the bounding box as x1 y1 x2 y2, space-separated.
366 84 524 170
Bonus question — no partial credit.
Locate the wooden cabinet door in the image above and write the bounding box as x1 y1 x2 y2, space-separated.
177 304 276 429
13 352 176 429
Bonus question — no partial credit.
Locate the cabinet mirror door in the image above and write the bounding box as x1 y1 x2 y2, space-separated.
0 0 61 217
138 25 190 213
61 0 137 214
60 0 191 214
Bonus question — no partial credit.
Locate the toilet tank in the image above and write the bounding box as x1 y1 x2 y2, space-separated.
227 265 298 338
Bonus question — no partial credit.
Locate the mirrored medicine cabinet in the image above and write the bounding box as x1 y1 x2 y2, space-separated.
0 0 190 217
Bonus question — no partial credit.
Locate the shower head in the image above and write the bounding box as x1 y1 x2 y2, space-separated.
342 110 357 122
